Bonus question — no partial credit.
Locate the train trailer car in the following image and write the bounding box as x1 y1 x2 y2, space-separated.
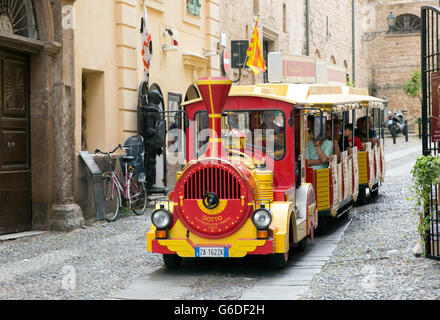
300 86 385 232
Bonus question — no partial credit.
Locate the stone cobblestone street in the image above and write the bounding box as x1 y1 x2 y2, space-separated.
303 137 440 299
0 136 439 300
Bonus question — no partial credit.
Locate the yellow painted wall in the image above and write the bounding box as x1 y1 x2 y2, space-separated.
74 0 119 153
73 0 220 155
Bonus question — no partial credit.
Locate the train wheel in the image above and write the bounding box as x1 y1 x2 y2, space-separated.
355 187 367 205
316 217 329 235
269 251 289 269
163 254 182 269
293 238 307 253
371 184 380 199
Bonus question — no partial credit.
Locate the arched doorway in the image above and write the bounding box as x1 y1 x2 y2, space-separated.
148 83 167 187
0 0 83 233
0 0 38 234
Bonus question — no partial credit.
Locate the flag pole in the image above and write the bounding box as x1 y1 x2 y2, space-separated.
232 55 249 83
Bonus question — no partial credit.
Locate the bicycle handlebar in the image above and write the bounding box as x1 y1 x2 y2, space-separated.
94 144 122 155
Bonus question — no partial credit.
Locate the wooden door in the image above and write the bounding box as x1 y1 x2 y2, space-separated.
0 49 31 235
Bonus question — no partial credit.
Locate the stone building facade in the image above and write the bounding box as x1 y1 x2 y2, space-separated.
219 0 430 121
366 0 437 122
0 0 434 235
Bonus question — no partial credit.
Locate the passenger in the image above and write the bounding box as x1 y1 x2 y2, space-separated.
333 118 350 152
356 116 378 146
344 123 363 151
355 117 365 139
306 124 333 170
327 121 341 162
366 116 378 146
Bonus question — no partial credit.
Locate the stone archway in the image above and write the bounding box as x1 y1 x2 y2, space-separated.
31 0 85 232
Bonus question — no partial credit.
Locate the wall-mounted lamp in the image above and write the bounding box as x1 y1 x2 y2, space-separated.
361 12 396 41
203 48 218 57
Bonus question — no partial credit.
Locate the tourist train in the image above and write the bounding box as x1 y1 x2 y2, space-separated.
146 77 385 268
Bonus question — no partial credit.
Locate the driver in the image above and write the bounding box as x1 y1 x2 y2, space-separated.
263 112 284 153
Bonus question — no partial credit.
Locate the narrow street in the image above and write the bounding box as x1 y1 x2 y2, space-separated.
1 136 438 300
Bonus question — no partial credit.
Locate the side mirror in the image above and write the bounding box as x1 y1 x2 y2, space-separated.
313 116 327 141
155 119 167 147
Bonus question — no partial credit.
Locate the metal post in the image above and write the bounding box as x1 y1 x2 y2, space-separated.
342 112 345 151
366 106 369 142
352 109 356 149
382 97 388 146
352 0 356 85
421 8 429 155
392 125 397 144
405 121 409 142
305 0 310 56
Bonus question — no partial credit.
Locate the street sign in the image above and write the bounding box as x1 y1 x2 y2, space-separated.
222 48 230 75
231 40 249 69
431 71 440 142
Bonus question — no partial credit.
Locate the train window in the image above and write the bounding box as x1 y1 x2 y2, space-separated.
194 110 286 160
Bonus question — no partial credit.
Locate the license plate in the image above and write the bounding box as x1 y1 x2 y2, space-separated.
195 247 228 258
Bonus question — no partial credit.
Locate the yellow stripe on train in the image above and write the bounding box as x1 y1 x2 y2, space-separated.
358 151 368 185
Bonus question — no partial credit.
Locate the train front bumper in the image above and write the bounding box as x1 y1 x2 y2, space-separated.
147 232 274 258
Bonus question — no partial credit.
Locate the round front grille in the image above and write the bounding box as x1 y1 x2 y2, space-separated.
174 162 252 238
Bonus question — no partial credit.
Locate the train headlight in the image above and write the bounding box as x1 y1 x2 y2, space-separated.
151 209 172 229
252 208 272 230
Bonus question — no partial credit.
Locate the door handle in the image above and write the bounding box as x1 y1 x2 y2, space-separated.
7 142 15 149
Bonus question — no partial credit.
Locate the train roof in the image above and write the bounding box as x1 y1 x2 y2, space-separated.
182 83 385 111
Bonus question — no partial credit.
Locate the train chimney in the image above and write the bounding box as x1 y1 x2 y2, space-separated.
196 77 232 158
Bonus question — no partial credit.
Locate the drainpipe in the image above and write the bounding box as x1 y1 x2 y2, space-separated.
352 0 356 85
305 0 310 55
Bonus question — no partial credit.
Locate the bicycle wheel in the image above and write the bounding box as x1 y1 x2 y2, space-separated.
103 173 121 222
128 175 148 215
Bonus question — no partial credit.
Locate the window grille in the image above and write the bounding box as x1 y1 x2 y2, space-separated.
389 14 421 34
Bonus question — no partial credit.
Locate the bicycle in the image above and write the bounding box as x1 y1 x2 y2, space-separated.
95 138 148 222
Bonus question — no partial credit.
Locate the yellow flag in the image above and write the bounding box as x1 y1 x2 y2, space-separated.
246 17 266 74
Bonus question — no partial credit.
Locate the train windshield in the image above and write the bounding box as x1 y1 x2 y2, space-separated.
194 110 285 160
